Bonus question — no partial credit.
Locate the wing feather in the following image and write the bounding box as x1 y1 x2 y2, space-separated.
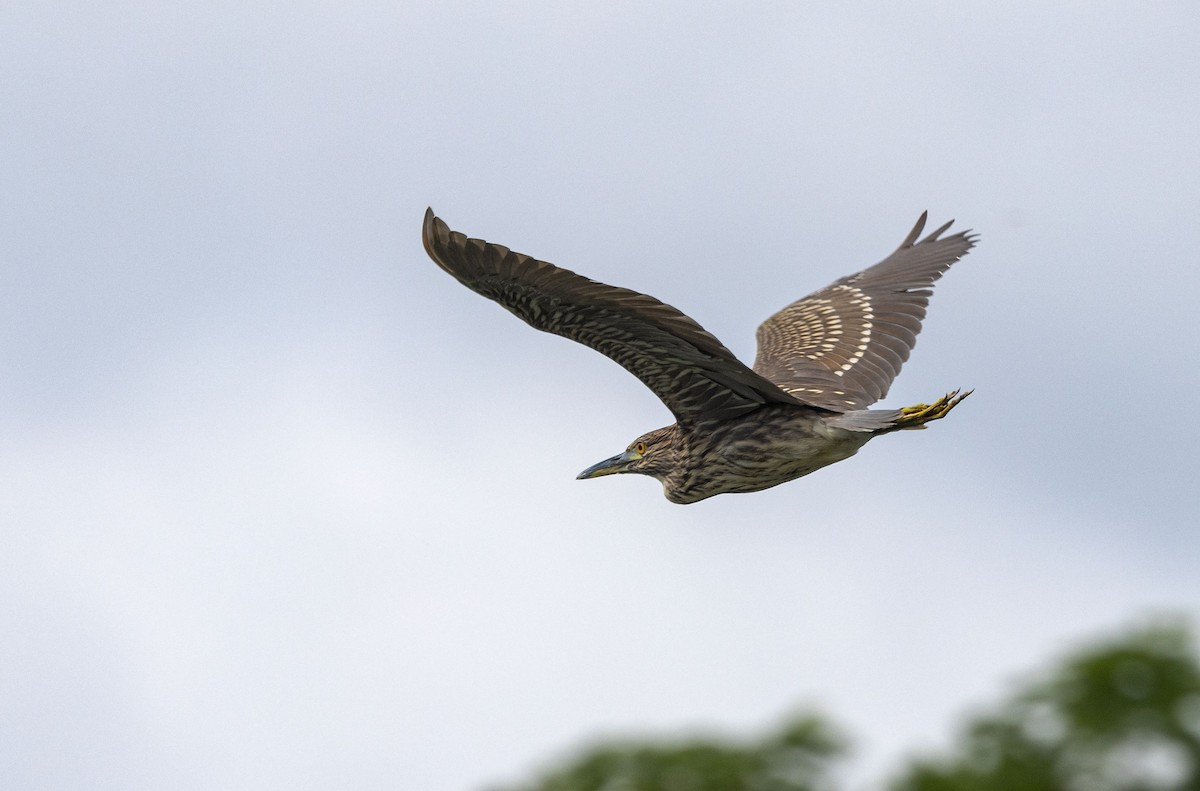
424 209 801 423
753 212 976 410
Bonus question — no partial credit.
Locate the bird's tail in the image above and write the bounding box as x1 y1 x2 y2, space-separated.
826 389 972 434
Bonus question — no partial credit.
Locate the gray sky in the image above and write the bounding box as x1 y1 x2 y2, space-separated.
3 3 1199 790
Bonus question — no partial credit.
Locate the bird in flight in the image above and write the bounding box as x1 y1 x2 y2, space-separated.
422 208 976 503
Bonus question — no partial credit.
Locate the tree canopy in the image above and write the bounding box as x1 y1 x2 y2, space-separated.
491 620 1200 791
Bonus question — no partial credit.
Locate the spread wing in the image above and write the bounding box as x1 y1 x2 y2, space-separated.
423 209 802 423
753 212 977 411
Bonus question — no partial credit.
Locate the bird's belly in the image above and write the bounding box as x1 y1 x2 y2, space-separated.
666 429 872 503
721 440 863 492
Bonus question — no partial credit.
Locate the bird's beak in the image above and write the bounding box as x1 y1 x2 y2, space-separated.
576 449 638 479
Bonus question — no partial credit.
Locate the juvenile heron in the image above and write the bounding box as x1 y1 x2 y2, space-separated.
422 208 976 504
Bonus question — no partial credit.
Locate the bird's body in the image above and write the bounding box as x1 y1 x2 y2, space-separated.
422 208 976 503
622 407 872 504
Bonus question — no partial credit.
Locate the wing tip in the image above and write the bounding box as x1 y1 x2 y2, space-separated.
902 211 980 252
422 206 452 263
899 211 929 249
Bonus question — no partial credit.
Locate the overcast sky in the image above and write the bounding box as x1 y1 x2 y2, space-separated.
3 3 1199 790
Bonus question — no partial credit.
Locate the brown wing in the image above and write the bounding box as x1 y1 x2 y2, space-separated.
753 212 977 411
423 209 802 423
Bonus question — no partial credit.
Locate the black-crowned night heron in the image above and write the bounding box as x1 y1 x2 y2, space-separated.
422 208 976 504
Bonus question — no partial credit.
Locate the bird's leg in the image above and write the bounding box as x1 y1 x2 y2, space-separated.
895 388 973 428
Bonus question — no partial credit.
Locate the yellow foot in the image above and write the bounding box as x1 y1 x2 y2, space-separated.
896 388 973 428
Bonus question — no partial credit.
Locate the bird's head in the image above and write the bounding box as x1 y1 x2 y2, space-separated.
576 426 678 482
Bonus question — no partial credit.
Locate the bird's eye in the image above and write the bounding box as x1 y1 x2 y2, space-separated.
636 442 647 455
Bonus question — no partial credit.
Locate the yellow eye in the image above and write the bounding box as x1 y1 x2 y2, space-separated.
636 442 647 455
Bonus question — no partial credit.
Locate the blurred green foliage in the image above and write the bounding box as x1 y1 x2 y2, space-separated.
491 620 1200 791
491 713 845 791
893 620 1200 791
